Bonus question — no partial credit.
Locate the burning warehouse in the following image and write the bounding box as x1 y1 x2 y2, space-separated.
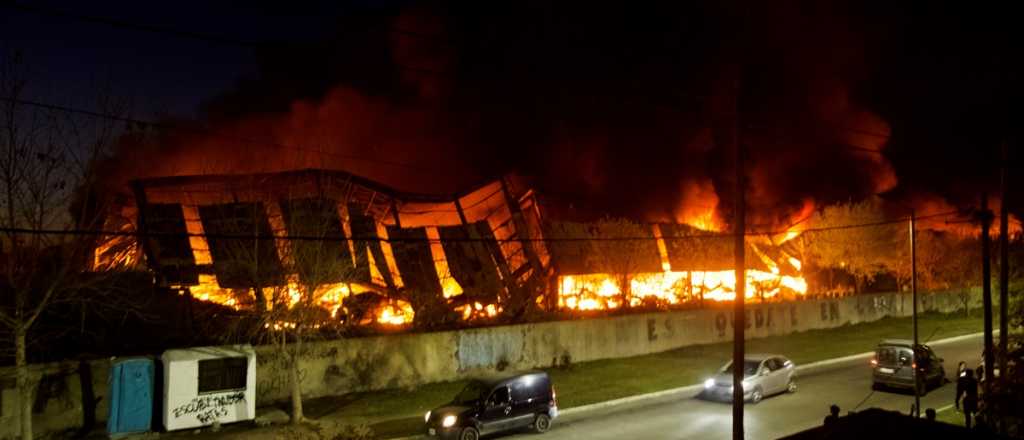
96 170 549 327
94 168 808 328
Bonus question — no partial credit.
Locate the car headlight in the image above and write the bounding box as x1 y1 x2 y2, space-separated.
424 411 431 423
704 378 715 389
442 415 457 428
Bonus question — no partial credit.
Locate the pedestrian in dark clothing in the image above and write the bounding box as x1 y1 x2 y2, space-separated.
956 369 979 428
823 404 840 427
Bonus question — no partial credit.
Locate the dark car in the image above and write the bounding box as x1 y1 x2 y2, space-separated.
425 371 558 440
871 339 945 393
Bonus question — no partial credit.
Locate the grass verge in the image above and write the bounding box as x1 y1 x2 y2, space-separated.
316 309 983 437
935 406 967 427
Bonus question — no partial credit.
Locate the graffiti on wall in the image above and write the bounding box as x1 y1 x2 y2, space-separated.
646 317 679 342
171 391 245 424
820 302 840 322
855 294 893 317
257 367 307 397
713 306 798 338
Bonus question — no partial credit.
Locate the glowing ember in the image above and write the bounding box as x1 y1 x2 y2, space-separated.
377 300 414 325
457 302 502 320
93 237 138 269
788 257 802 271
176 274 239 309
427 227 465 298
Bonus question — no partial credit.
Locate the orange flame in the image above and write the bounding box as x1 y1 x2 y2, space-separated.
558 226 808 309
675 180 723 232
377 300 414 325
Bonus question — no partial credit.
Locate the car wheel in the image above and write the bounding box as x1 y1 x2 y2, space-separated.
750 387 763 404
459 427 480 440
871 382 881 391
533 413 552 433
787 379 797 394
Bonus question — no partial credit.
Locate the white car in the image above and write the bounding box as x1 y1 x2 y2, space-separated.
702 354 797 403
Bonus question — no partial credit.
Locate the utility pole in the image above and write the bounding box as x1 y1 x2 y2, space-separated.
732 125 746 440
980 193 994 396
730 6 748 438
999 142 1009 385
910 211 920 416
731 77 746 440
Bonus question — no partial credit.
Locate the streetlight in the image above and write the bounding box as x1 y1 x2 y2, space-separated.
909 211 919 417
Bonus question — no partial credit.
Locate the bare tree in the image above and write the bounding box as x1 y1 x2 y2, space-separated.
586 217 661 309
208 190 359 424
0 50 131 440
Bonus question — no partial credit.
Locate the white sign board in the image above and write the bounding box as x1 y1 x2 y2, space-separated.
161 345 256 431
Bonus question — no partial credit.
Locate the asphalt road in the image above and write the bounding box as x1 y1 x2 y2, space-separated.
503 334 984 440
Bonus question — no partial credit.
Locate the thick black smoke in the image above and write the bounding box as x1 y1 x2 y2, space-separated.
100 0 1023 225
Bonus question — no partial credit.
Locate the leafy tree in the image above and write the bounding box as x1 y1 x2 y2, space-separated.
891 230 980 293
803 198 901 293
977 283 1024 437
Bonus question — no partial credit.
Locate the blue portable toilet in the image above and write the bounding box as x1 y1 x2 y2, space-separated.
107 357 154 436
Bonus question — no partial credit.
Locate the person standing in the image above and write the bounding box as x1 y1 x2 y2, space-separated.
955 369 979 428
824 404 840 426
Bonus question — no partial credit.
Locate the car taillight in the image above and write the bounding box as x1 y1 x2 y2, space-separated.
911 362 917 369
870 359 877 366
551 386 557 406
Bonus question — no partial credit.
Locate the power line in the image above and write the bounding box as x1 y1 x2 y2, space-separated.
0 95 436 174
2 1 262 47
1 210 961 244
1 1 454 48
5 2 903 146
1 1 455 76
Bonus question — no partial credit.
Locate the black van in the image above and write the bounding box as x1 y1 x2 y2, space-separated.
425 371 558 440
871 339 945 393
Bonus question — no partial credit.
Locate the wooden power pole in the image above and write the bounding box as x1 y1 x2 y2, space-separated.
981 193 995 395
999 142 1009 384
731 78 746 440
910 211 920 416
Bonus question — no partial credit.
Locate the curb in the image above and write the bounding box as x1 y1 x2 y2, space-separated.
387 331 984 439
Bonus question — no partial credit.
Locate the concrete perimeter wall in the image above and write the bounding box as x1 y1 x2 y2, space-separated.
0 289 980 438
254 289 980 405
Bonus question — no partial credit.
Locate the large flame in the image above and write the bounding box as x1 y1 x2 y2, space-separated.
557 225 808 310
675 180 724 231
172 274 417 326
558 268 807 309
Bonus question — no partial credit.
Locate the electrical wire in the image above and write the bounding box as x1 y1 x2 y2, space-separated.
0 210 962 244
0 1 455 76
0 96 435 173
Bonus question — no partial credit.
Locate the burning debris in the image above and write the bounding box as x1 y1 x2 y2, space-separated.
550 221 808 311
95 168 820 328
99 170 545 327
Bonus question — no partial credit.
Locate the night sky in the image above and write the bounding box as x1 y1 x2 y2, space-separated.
2 0 1021 225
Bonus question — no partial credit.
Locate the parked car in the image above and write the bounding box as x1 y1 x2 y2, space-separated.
425 371 558 440
871 339 945 393
702 354 797 404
